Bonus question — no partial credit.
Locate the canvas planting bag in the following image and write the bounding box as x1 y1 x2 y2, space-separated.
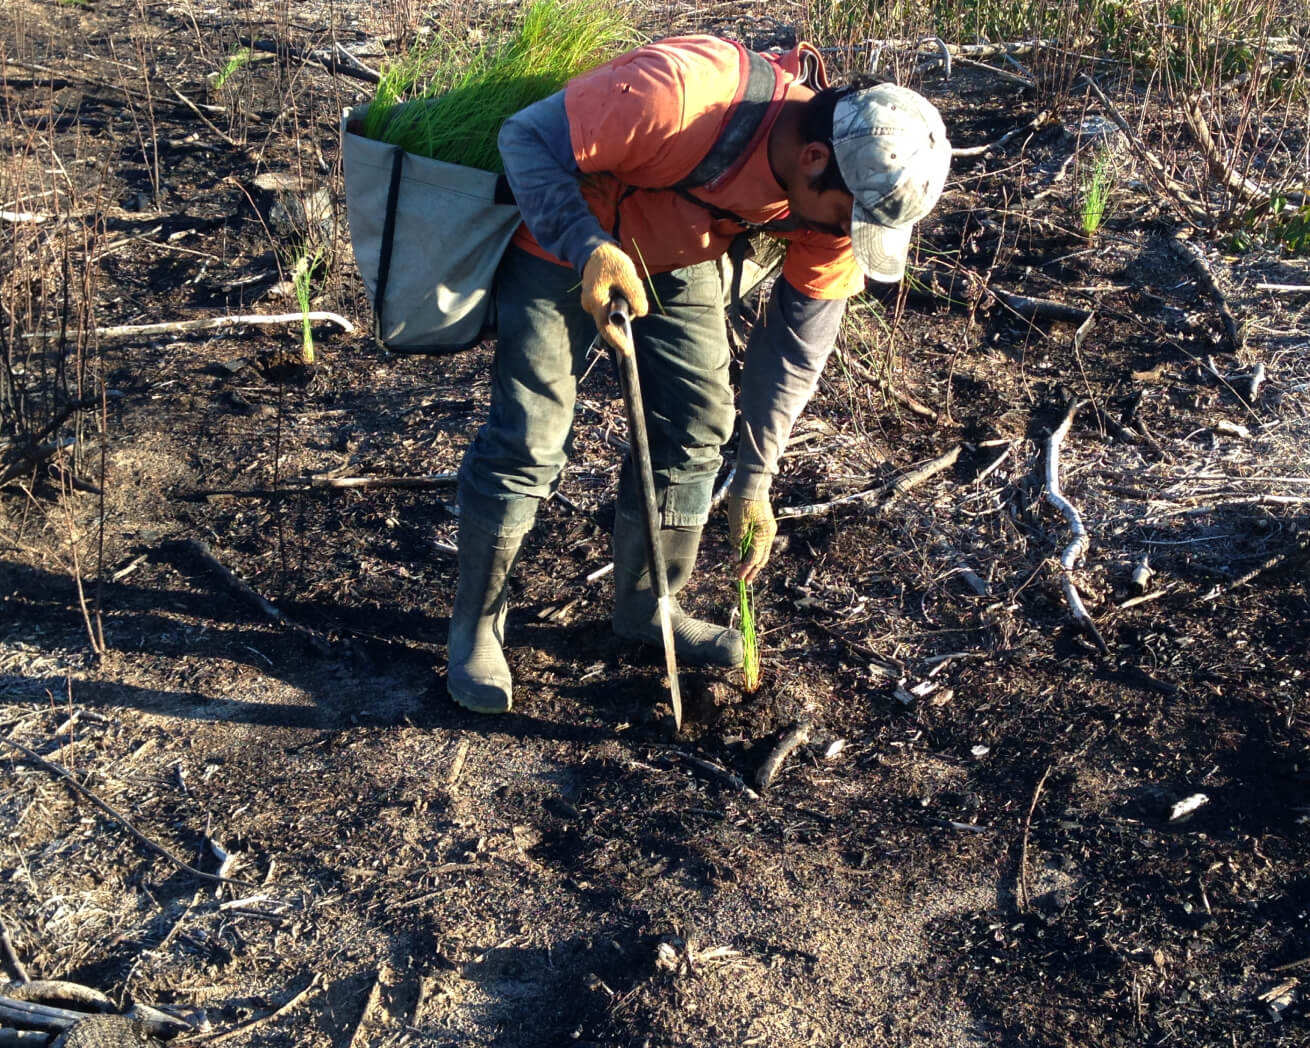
342 103 522 354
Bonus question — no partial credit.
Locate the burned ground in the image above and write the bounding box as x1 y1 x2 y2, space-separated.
1 1 1308 1046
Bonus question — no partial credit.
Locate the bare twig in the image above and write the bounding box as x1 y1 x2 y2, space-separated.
0 737 251 888
1168 236 1244 354
246 39 382 84
671 750 760 801
192 974 322 1044
952 110 1051 158
1044 400 1108 653
778 445 961 519
308 473 457 490
0 917 29 984
1 982 113 1013
25 312 355 342
755 720 813 791
1017 764 1053 913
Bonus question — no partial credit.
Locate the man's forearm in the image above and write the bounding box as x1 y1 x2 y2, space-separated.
733 279 846 499
497 91 611 271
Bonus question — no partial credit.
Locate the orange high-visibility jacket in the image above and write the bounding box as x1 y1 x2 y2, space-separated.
512 35 864 300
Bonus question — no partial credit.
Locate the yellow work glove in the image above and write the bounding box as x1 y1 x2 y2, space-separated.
727 494 778 583
581 242 649 355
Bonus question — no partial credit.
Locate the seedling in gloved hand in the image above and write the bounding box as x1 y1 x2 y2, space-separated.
739 525 761 693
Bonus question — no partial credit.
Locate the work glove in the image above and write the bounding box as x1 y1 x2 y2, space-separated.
581 242 649 355
727 494 778 583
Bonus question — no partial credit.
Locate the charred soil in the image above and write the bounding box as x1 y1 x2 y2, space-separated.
1 2 1309 1046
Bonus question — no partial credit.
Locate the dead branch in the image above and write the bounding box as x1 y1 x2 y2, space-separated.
952 56 1034 89
952 110 1051 158
1201 527 1309 602
25 312 355 343
247 39 382 85
0 916 29 984
168 539 331 655
347 969 385 1048
198 974 322 1045
0 737 251 889
777 445 961 519
307 473 457 490
1 983 113 1014
0 211 48 224
172 539 281 623
880 444 963 510
1168 236 1244 353
0 439 73 489
834 348 938 420
755 720 813 791
1183 95 1269 209
1044 400 1108 654
993 289 1092 326
671 750 760 802
1016 764 1053 913
0 995 85 1033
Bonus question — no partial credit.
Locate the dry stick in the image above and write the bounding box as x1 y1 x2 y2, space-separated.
671 750 760 802
777 445 961 519
952 110 1051 158
0 917 29 984
1201 528 1309 602
878 444 963 512
0 737 251 888
190 974 322 1045
165 80 242 149
1017 764 1053 914
1 982 114 1013
755 720 813 791
0 996 86 1033
835 350 937 420
1044 400 1109 654
952 55 1034 89
1168 237 1244 354
247 39 382 85
992 289 1091 326
1182 96 1268 209
308 473 457 490
346 970 385 1048
24 312 355 342
171 539 330 655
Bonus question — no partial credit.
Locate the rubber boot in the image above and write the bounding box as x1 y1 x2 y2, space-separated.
447 517 524 713
611 515 743 667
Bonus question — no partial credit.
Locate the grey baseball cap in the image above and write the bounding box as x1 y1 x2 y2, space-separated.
832 84 951 282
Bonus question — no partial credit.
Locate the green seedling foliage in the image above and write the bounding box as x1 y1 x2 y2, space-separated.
739 525 760 693
1080 148 1113 237
291 248 323 364
214 47 252 91
363 0 636 172
1272 197 1310 255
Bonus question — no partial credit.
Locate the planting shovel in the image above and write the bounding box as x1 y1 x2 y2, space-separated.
607 297 683 731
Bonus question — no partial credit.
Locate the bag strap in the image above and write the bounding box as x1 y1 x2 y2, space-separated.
371 145 406 348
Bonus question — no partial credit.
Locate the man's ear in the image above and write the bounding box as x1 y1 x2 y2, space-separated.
798 141 832 178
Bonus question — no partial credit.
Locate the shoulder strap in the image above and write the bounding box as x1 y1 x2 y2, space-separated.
675 46 780 192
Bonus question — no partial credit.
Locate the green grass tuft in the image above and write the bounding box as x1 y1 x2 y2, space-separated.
1080 149 1114 237
362 0 637 172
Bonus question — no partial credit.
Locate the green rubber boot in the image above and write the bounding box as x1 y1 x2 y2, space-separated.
447 518 523 713
611 514 742 667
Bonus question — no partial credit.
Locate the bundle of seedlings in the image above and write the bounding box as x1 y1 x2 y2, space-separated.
361 0 636 172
